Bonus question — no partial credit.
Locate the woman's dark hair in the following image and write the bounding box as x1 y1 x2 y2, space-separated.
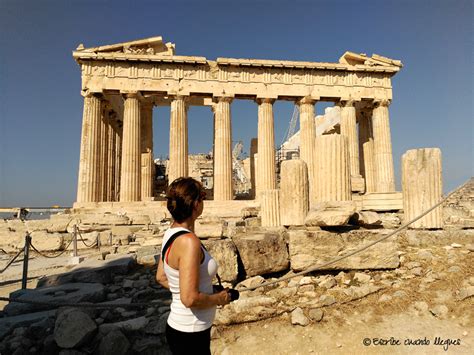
166 177 205 222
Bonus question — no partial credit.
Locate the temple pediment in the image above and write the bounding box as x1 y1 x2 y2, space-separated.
339 51 403 68
75 36 175 56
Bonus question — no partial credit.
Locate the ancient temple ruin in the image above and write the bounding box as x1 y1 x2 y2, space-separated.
73 35 403 215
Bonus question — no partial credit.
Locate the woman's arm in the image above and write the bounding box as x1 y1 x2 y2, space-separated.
156 258 169 289
178 236 230 309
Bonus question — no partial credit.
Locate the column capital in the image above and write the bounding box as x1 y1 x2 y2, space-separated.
338 99 357 108
256 98 275 105
373 99 391 108
121 91 143 100
297 96 316 105
81 90 103 98
213 96 233 104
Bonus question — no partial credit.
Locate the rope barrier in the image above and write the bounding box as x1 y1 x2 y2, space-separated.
0 249 24 274
29 238 74 259
241 179 470 292
77 230 98 248
0 296 159 309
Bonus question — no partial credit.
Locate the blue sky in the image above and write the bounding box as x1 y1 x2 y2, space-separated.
0 0 472 207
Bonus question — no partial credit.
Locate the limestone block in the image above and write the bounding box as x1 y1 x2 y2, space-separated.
25 218 70 233
130 214 151 225
402 148 443 229
6 219 27 233
233 233 288 277
314 134 351 202
54 308 97 348
111 225 142 237
304 201 356 226
30 231 64 251
203 239 238 282
289 230 399 271
0 230 25 251
280 160 309 226
81 214 130 225
260 189 281 227
195 217 223 238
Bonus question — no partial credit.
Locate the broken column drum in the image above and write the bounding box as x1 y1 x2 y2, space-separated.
280 160 309 226
402 148 443 229
261 189 281 227
314 134 351 202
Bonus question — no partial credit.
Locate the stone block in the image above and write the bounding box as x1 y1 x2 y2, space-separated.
111 225 142 236
195 217 223 238
280 160 309 226
350 211 382 227
130 214 151 225
233 233 288 277
0 230 25 252
54 308 97 348
304 201 356 226
203 239 238 282
29 231 64 251
6 219 27 233
289 230 399 271
0 310 55 340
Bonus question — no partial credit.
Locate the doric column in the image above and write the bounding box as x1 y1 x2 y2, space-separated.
120 92 141 202
314 134 351 202
339 100 360 177
261 189 281 227
280 160 309 226
257 98 276 193
297 97 316 205
168 96 188 184
105 112 117 202
213 97 233 200
249 138 258 199
402 148 443 229
76 93 102 203
114 119 123 201
98 103 109 202
372 99 395 192
358 109 376 193
141 102 154 200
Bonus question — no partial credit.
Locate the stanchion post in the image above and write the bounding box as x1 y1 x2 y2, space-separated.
73 224 78 257
109 232 113 246
21 233 31 290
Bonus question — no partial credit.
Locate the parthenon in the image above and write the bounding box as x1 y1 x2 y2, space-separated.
73 36 403 211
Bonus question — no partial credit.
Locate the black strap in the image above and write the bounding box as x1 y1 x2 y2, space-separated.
161 230 190 262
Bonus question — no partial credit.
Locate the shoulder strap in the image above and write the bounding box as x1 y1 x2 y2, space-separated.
161 230 190 262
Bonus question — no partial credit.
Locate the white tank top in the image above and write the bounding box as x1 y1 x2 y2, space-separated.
162 227 218 332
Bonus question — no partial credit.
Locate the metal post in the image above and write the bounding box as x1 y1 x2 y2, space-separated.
109 231 113 246
73 224 78 257
21 233 31 290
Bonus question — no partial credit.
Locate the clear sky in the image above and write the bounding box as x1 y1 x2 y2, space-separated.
0 0 472 207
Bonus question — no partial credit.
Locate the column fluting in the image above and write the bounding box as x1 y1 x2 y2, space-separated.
213 97 233 200
141 102 155 200
339 100 360 177
372 99 396 192
76 93 102 203
298 97 316 205
168 96 188 184
358 109 376 193
120 93 141 202
105 112 117 202
257 98 276 193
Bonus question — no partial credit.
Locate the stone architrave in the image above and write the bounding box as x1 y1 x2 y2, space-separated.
314 134 351 202
120 93 141 202
213 97 233 200
402 148 443 229
249 138 258 199
140 102 154 200
261 189 281 227
105 112 117 202
298 97 316 206
372 99 395 192
168 96 188 184
339 100 360 177
280 160 309 226
77 93 102 203
257 99 276 192
358 109 376 193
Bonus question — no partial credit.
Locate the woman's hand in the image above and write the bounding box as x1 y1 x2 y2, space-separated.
215 288 231 306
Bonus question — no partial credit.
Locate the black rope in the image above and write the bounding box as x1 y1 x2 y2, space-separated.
0 249 24 274
0 296 159 309
29 238 74 259
77 230 98 248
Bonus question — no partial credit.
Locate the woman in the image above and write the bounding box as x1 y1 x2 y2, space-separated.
156 177 231 355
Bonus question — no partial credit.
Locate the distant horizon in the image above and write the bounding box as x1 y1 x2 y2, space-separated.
1 0 472 206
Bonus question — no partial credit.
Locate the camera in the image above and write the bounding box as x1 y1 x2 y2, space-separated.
213 285 240 301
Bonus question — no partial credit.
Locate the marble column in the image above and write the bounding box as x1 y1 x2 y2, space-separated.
168 96 188 184
297 97 316 205
358 109 376 193
141 102 155 200
99 104 109 202
280 159 309 226
314 134 351 201
261 189 281 227
372 99 395 192
402 148 443 229
213 97 233 200
120 93 141 202
249 138 258 199
339 100 360 177
257 98 276 193
105 112 117 202
77 93 102 203
114 119 123 201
